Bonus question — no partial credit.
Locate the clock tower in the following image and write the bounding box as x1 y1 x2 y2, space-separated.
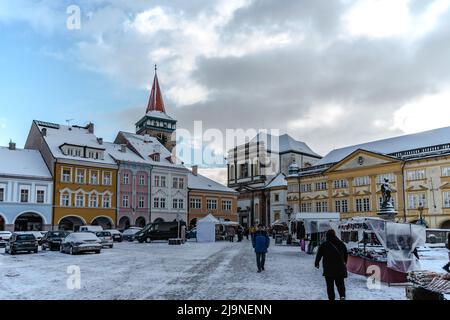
135 66 177 152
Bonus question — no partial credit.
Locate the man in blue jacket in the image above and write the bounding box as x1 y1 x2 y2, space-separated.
252 224 270 273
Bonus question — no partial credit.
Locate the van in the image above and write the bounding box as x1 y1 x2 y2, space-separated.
79 225 103 232
135 221 186 243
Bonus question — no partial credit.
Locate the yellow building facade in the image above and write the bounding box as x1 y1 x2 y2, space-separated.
54 162 118 229
287 149 450 229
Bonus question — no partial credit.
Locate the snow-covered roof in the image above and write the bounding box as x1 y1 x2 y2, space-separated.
103 142 147 164
188 171 238 194
250 133 321 157
145 111 175 121
198 214 221 224
266 173 287 189
118 132 185 169
318 126 450 165
35 121 116 165
0 147 51 179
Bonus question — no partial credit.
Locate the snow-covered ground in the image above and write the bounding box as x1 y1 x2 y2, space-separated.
0 239 448 300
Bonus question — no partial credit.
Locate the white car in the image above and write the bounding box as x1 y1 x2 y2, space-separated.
94 231 114 248
104 229 123 242
0 231 12 247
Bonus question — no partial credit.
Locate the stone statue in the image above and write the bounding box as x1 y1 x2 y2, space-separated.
380 178 392 209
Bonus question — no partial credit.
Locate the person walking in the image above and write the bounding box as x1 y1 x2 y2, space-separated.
237 227 243 242
252 224 270 273
443 232 450 273
244 227 249 240
227 226 236 242
314 229 348 300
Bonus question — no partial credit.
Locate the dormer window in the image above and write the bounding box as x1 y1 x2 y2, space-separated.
150 153 160 162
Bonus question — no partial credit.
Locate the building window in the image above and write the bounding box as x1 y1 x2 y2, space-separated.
316 201 328 213
122 195 130 208
20 189 29 203
335 200 348 213
61 193 70 207
75 193 84 207
274 194 280 202
356 198 370 212
0 187 4 202
408 193 427 209
173 177 178 188
123 173 130 185
239 163 249 179
300 202 312 212
443 192 450 208
36 190 45 203
178 199 184 209
353 176 370 187
160 176 166 188
90 171 98 185
172 198 184 209
160 198 166 209
154 176 160 187
76 169 85 184
89 194 98 208
178 178 184 189
173 198 178 209
377 173 395 184
442 167 450 177
207 199 217 210
62 168 71 183
222 200 232 211
315 182 327 191
333 179 348 189
153 197 159 208
139 175 145 186
103 195 111 208
407 169 426 181
190 198 201 209
139 196 145 208
300 184 312 192
103 172 112 185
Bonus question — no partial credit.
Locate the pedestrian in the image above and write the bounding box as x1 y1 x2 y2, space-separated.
443 232 450 273
314 229 348 300
252 224 270 273
227 226 236 242
237 227 243 242
244 227 249 240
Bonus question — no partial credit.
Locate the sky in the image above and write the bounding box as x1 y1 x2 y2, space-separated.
2 0 450 184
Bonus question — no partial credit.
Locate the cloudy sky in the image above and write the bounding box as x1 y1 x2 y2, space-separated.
2 0 450 183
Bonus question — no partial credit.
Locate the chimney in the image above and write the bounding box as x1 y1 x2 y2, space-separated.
87 122 94 134
192 165 198 176
120 144 126 152
9 140 16 150
41 128 47 136
97 137 103 145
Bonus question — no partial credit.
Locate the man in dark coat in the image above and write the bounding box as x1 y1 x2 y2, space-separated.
252 224 270 273
314 229 348 300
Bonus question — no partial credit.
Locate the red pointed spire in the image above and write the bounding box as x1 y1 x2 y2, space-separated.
146 65 166 113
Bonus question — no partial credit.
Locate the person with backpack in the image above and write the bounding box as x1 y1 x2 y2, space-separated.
252 224 270 273
314 229 348 300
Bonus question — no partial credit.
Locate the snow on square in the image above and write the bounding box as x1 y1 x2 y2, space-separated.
1 239 447 300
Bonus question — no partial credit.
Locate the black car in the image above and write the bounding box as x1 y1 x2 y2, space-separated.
136 221 186 243
104 229 123 242
5 233 38 254
122 228 142 242
41 230 70 251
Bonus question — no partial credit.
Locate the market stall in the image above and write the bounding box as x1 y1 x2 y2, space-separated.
336 217 426 284
196 214 220 243
293 212 340 253
407 270 450 300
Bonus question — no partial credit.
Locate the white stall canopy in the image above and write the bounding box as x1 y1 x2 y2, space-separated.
196 214 220 243
294 212 341 234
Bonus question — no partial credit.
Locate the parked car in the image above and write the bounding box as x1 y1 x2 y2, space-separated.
5 232 38 254
79 225 103 232
135 221 186 243
41 230 70 251
60 232 102 255
104 229 123 242
0 231 12 248
94 231 114 248
23 231 44 243
122 228 142 242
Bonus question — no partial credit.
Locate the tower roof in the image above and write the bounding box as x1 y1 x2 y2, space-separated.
146 66 166 114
